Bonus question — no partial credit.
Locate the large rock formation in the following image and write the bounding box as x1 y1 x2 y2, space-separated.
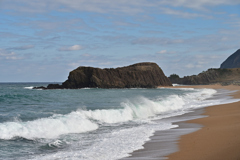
37 62 172 89
169 68 240 85
168 49 240 86
220 49 240 69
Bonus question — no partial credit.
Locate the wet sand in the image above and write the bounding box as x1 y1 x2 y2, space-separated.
122 109 205 160
167 84 240 160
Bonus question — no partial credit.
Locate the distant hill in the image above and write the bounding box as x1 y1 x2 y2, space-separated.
168 49 240 86
169 68 240 85
220 49 240 68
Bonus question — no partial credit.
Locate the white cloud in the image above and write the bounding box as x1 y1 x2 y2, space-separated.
82 53 91 57
159 0 240 10
0 49 22 60
159 7 212 19
185 64 195 69
156 50 176 55
4 0 240 14
157 50 167 54
67 53 122 69
156 50 176 54
1 0 152 14
58 45 83 51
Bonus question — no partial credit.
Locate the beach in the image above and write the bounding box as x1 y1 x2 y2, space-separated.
124 84 240 160
167 85 240 160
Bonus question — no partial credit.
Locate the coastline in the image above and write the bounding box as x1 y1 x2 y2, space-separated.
123 84 240 160
167 84 240 160
122 109 206 160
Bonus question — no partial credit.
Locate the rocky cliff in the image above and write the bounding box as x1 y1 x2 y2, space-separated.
169 49 240 85
169 68 240 85
220 49 240 69
37 62 172 89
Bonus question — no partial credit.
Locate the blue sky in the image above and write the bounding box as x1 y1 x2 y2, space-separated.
1 0 240 82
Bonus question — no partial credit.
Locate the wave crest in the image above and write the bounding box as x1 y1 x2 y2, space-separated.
0 88 217 140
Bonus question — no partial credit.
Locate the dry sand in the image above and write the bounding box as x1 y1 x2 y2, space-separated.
167 84 240 160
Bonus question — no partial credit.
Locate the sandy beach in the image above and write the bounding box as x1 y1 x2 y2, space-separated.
167 84 240 160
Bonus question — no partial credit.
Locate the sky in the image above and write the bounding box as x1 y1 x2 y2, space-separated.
1 0 240 82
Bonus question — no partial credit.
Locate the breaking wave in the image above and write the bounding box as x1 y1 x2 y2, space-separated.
0 88 219 140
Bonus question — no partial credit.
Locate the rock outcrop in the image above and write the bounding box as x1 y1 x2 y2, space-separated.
220 49 240 69
35 62 172 89
169 68 240 85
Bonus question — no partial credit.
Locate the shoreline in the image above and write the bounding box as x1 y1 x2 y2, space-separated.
167 84 240 160
123 84 240 160
122 109 206 160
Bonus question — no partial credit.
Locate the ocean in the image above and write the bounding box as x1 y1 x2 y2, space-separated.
0 83 238 160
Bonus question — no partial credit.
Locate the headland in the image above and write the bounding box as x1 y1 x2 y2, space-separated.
34 62 172 89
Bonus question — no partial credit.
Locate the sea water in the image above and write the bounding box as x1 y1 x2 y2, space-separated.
0 83 238 160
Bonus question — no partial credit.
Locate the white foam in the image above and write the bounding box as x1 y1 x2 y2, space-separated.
24 86 34 89
160 87 194 91
79 123 177 160
78 96 183 124
32 123 178 160
48 140 67 148
0 88 222 140
78 88 218 124
0 112 98 140
172 84 189 86
6 87 240 160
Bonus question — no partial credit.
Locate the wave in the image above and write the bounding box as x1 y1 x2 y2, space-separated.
33 123 177 160
0 88 220 140
81 88 217 123
0 112 98 140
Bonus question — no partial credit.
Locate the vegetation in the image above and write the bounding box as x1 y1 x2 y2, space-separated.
169 74 180 79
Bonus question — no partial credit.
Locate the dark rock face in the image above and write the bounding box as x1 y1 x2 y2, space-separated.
42 62 172 89
220 49 240 69
169 68 240 85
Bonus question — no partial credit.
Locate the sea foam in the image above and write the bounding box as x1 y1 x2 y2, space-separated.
31 122 178 160
0 112 98 139
24 86 34 89
0 88 220 140
78 88 217 124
